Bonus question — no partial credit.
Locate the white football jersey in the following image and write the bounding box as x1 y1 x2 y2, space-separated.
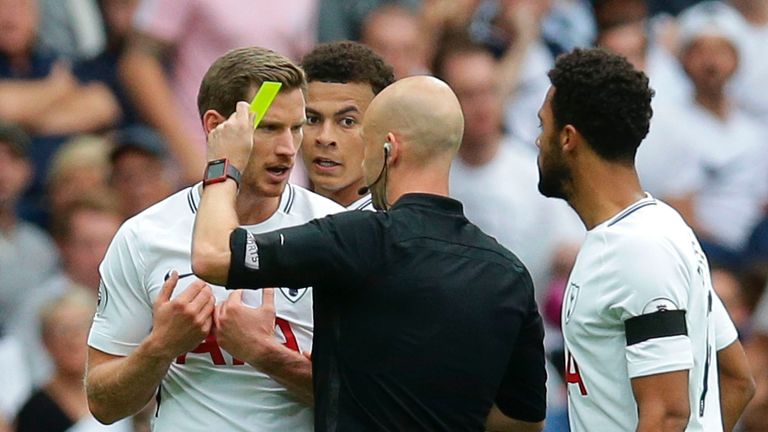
88 184 343 431
347 194 374 211
562 194 737 432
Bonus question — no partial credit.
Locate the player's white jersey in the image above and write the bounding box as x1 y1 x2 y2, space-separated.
88 183 344 431
347 194 374 211
562 194 737 432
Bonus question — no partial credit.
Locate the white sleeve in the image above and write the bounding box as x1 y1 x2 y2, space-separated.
712 293 738 350
87 222 153 356
606 234 694 379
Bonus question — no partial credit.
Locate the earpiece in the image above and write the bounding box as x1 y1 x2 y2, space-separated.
383 142 392 154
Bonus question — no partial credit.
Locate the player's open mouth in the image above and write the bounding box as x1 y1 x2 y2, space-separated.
266 165 291 180
314 158 341 169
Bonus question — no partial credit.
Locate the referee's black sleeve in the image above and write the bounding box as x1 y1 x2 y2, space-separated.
494 274 547 422
227 211 382 290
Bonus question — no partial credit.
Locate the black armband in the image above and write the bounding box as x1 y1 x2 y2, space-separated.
625 310 687 346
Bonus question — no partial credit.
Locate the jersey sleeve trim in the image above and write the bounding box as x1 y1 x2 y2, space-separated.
626 335 693 378
625 310 688 346
87 330 140 356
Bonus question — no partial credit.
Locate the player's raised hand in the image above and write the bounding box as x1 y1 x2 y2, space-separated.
149 271 216 361
206 101 255 171
215 288 279 367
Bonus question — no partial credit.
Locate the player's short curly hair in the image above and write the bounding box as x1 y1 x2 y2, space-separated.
548 48 654 163
301 41 394 95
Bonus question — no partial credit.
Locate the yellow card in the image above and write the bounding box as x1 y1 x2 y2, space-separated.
249 81 282 128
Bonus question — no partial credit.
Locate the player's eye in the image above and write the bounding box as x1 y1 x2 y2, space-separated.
340 117 357 128
306 115 320 125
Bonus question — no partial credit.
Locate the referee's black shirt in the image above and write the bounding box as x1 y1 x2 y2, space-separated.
228 193 546 431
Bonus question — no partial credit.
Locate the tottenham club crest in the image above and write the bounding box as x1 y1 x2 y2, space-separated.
278 287 309 303
564 282 580 324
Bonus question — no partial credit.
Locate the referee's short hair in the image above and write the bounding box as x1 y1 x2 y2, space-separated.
197 46 306 120
301 41 394 95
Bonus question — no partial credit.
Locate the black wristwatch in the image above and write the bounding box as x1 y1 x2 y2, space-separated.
203 158 242 188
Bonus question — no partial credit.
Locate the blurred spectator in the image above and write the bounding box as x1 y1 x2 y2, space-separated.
0 122 58 332
318 0 421 42
45 134 113 227
542 0 596 52
0 331 30 429
14 289 132 432
594 8 691 105
729 0 768 127
37 0 105 61
119 0 317 184
360 4 431 79
671 2 768 257
108 126 173 219
10 193 121 385
712 266 751 335
434 32 582 300
468 0 557 150
75 0 143 129
0 0 121 224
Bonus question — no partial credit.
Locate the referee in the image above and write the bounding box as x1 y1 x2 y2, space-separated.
192 76 546 432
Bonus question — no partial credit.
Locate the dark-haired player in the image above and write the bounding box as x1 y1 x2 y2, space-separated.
537 48 753 431
300 41 394 210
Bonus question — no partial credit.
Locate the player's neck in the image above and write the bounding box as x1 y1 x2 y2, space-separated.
327 180 366 208
234 189 281 226
569 161 645 230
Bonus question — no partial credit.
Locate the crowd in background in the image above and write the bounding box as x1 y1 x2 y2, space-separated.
0 0 767 431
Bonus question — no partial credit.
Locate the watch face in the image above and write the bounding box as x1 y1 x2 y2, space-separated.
207 161 226 178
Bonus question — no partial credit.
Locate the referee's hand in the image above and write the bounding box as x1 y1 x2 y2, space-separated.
149 271 216 361
206 101 255 171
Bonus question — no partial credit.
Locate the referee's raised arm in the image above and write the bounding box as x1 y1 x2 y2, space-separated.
192 101 254 286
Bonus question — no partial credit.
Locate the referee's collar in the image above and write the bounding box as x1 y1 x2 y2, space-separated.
391 193 463 213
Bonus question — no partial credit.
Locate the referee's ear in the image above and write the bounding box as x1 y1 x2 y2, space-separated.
202 110 227 134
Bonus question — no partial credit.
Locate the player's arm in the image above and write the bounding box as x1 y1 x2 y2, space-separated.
711 294 755 431
632 371 690 432
215 289 313 405
86 274 215 424
717 339 755 431
119 31 204 184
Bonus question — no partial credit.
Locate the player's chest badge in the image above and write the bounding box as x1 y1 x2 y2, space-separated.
279 287 309 303
564 282 581 324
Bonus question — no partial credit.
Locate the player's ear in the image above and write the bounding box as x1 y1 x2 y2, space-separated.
202 110 227 134
561 124 578 153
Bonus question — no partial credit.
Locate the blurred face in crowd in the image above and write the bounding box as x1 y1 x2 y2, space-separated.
302 81 375 206
711 268 749 330
49 170 109 217
0 142 31 209
536 87 571 199
362 7 428 79
60 208 121 290
597 22 648 71
440 50 503 149
681 36 739 96
0 0 38 57
241 88 306 198
42 298 93 378
110 149 172 218
100 0 139 38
